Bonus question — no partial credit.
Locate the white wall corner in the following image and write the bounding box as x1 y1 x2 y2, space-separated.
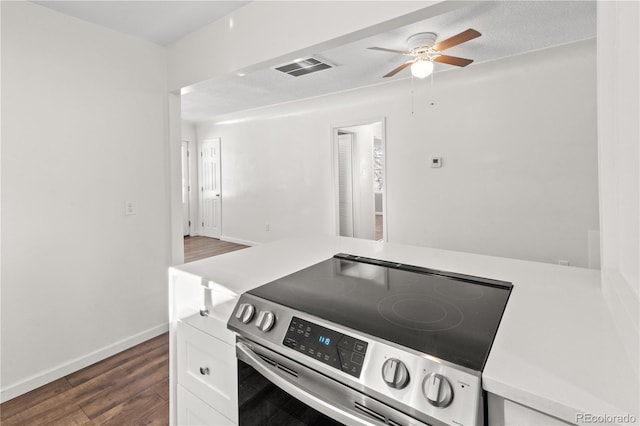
588 230 601 269
170 93 185 265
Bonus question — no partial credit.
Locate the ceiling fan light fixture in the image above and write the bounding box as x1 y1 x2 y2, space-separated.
411 59 434 79
370 28 480 78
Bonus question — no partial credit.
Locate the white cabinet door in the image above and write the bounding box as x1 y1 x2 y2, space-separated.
177 385 236 426
177 321 238 423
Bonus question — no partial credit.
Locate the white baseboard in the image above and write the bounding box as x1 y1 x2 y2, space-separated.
0 322 169 403
221 235 259 246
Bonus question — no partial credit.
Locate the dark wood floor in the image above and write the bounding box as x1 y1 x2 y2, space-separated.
0 334 169 426
0 237 247 425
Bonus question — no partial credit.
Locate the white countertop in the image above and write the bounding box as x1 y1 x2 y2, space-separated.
170 235 639 425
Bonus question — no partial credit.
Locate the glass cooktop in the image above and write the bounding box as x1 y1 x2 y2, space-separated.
248 253 512 371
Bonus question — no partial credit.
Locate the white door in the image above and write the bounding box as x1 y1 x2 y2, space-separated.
181 141 190 236
200 139 222 238
338 133 355 237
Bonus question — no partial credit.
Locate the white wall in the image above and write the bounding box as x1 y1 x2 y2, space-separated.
1 2 170 400
597 0 640 376
197 39 598 267
203 115 334 245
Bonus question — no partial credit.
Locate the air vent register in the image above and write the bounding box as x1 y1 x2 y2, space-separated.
274 57 333 77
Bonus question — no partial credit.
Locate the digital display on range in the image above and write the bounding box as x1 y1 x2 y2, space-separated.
283 317 367 378
318 336 331 346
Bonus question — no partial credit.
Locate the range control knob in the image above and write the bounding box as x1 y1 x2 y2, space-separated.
255 311 276 332
381 358 410 389
423 373 453 408
235 303 255 324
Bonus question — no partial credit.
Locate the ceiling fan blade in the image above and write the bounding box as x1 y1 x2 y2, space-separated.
433 28 481 52
368 47 412 55
383 60 415 78
433 54 474 67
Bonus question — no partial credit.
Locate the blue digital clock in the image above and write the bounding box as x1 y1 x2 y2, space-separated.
318 336 331 346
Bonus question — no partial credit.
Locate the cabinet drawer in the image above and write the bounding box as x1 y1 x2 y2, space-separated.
177 385 236 426
181 304 237 346
177 321 238 423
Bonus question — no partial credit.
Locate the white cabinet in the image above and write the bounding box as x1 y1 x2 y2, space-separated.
170 267 240 426
177 386 236 426
177 320 238 424
487 393 573 426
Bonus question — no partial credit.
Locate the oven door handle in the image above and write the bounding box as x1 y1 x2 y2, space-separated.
237 341 383 426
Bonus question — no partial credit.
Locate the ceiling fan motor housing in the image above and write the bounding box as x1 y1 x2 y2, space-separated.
407 32 438 54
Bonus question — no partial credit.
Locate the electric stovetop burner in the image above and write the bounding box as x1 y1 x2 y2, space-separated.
248 253 512 371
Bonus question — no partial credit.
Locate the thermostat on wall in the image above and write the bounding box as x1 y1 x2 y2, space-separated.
430 157 442 168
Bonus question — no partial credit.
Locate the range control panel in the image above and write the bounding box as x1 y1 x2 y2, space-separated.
283 316 368 377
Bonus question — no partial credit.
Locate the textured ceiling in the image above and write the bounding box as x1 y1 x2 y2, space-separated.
33 1 250 46
31 1 596 122
181 1 596 122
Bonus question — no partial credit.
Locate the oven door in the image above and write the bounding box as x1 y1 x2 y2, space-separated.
236 338 432 426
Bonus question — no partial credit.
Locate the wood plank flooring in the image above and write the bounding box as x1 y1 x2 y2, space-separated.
183 236 247 263
0 334 169 426
0 237 247 425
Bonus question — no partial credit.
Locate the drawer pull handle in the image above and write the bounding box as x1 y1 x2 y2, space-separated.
199 367 210 375
199 309 209 317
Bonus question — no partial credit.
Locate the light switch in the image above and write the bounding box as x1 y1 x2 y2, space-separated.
430 157 442 168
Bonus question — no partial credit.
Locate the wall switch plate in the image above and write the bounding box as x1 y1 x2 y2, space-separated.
125 201 136 216
430 157 442 168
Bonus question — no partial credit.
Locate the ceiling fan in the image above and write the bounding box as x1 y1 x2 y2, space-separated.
368 28 481 78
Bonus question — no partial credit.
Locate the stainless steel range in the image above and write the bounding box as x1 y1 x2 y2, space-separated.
227 253 512 426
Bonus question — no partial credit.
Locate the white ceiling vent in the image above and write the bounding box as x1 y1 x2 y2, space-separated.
274 57 333 77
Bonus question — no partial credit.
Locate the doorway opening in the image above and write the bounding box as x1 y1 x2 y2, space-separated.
181 138 224 261
332 119 386 241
